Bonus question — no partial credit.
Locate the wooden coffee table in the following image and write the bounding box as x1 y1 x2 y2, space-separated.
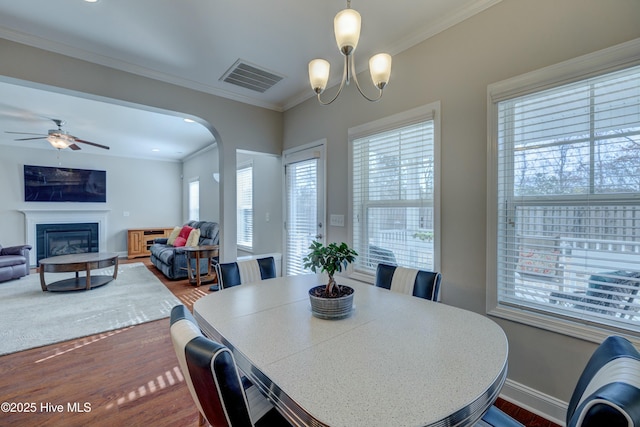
39 252 119 292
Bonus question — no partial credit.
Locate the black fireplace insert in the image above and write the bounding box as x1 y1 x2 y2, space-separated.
36 222 99 263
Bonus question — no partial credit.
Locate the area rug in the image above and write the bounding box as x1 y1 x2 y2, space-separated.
0 262 180 355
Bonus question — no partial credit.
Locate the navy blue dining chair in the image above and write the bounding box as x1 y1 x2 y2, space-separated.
374 263 442 301
169 304 290 427
215 256 277 289
481 335 640 427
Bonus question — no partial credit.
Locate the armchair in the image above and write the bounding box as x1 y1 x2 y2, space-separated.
0 244 32 283
550 271 640 318
368 244 397 266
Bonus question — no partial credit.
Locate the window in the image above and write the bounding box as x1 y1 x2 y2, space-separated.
488 41 640 339
350 103 440 278
188 178 199 221
237 163 253 250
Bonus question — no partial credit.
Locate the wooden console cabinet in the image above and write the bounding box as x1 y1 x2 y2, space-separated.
127 227 175 259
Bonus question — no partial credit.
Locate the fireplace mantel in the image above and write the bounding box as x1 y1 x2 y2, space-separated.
20 209 110 266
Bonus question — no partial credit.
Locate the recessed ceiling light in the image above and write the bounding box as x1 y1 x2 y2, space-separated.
184 118 195 123
151 148 160 152
84 0 99 3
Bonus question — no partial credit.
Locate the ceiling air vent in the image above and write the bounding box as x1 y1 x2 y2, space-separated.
220 60 284 93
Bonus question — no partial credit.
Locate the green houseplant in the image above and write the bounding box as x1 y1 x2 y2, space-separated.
303 241 358 319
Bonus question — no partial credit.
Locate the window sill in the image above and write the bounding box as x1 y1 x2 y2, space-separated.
347 271 375 285
488 303 640 347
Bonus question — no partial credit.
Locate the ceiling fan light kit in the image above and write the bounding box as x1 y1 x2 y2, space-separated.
6 118 109 151
308 0 392 105
46 134 70 149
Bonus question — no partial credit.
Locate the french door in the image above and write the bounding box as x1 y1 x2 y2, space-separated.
283 143 326 275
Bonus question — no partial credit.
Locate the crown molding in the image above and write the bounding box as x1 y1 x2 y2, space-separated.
0 28 285 112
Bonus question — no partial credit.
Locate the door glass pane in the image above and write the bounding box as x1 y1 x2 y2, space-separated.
286 158 318 275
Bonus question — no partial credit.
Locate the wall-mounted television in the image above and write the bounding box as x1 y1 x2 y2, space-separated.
24 165 107 203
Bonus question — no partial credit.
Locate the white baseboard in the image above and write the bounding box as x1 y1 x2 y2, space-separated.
500 379 567 426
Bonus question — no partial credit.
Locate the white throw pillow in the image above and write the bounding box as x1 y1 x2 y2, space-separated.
186 228 201 247
166 226 181 246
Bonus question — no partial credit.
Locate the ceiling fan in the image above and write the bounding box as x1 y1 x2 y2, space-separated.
5 118 109 151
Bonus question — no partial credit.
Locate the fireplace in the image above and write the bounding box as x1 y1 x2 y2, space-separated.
36 223 99 263
20 209 110 267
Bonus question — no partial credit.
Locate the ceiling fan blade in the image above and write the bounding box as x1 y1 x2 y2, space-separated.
68 143 82 151
74 138 110 150
14 137 46 141
5 131 47 136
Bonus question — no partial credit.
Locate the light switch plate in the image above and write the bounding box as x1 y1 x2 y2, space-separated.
330 214 345 227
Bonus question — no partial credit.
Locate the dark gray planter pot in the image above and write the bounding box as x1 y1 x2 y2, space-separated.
308 285 354 320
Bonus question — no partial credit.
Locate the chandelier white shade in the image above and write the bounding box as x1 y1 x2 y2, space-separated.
308 59 331 93
334 8 361 54
309 0 391 105
369 53 392 88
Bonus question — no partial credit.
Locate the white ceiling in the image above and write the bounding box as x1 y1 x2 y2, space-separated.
0 0 500 160
0 80 216 161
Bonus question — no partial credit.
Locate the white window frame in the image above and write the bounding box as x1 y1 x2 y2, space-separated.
237 162 253 252
188 177 200 221
487 38 640 344
348 102 441 283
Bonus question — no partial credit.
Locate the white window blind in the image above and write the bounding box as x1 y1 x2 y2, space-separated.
285 158 318 276
237 164 253 250
188 179 199 221
495 64 640 331
352 115 436 274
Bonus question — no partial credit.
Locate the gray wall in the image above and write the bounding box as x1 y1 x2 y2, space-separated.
182 145 220 224
236 150 283 257
283 0 640 419
182 146 283 257
0 38 283 261
0 144 181 255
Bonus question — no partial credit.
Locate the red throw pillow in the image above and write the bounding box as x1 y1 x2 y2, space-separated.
173 236 187 247
178 225 193 239
173 225 193 248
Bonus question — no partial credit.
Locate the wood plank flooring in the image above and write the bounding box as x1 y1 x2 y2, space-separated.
0 258 560 427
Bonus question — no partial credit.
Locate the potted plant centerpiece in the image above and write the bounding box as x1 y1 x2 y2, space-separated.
303 241 358 320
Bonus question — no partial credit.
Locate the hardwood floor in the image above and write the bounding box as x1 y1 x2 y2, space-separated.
0 258 560 427
494 398 560 427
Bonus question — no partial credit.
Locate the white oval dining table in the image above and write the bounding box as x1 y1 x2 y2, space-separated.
193 274 508 427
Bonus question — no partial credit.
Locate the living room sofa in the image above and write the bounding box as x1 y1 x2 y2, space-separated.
0 244 32 283
149 221 219 280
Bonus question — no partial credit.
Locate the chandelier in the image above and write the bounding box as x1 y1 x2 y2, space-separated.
308 0 392 105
